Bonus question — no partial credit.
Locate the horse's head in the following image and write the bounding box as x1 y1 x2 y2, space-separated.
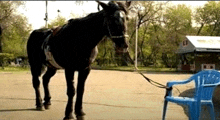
97 1 131 54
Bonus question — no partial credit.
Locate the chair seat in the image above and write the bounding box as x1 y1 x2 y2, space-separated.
166 96 213 104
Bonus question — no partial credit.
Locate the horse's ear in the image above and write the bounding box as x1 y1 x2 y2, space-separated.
125 1 131 8
96 1 109 11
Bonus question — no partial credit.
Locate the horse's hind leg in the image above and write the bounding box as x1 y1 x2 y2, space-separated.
42 67 57 109
30 66 45 111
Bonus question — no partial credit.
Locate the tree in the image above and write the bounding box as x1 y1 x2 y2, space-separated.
47 15 67 29
3 14 31 56
161 4 193 67
127 1 167 66
95 37 117 66
195 1 220 36
0 1 31 67
0 1 31 57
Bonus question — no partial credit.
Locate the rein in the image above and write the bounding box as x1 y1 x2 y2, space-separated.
135 68 175 98
136 69 172 90
135 68 184 98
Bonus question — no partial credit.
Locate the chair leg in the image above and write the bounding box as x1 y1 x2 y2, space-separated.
207 103 215 120
162 100 168 120
189 103 200 120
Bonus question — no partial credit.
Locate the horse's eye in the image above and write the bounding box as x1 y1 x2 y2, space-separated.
126 16 129 21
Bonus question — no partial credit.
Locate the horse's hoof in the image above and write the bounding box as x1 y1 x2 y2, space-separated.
63 116 74 120
36 106 44 111
44 104 51 110
63 118 74 120
75 110 86 117
44 104 50 109
76 116 84 120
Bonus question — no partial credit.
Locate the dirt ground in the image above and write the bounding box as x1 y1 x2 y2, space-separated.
0 70 220 120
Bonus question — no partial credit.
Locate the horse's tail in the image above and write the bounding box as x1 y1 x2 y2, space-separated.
27 29 52 76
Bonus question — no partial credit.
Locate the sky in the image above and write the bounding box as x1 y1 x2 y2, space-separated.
18 1 99 29
17 1 209 30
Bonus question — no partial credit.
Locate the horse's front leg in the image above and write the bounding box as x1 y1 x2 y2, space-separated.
75 67 91 117
64 69 75 120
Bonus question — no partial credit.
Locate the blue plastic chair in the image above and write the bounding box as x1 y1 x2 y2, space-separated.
162 70 220 120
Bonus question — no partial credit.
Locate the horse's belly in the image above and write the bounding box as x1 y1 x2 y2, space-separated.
52 54 91 70
50 45 97 70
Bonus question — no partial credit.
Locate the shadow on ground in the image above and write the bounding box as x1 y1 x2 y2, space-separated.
0 108 37 112
177 86 220 120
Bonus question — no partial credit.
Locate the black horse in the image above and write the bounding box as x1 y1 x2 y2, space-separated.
27 1 131 120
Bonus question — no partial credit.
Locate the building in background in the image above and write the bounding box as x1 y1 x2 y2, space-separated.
177 36 220 72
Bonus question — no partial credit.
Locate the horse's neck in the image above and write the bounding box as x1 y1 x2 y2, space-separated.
80 11 107 49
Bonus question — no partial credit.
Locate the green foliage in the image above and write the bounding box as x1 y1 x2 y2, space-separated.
127 2 196 68
0 53 14 68
48 16 67 28
160 4 193 67
3 15 31 56
164 4 192 34
95 37 117 66
0 53 14 60
195 1 220 35
0 66 29 72
0 1 31 58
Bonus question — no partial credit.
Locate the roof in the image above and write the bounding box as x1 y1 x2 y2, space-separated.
177 36 220 54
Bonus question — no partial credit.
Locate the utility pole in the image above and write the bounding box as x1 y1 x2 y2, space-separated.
135 15 138 69
134 6 143 70
44 0 48 28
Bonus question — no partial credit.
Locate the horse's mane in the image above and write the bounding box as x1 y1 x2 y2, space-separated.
115 2 129 15
67 10 104 26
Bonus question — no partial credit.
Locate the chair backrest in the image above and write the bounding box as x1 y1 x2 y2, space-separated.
190 70 220 101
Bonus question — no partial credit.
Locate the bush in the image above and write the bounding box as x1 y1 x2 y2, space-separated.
0 53 14 68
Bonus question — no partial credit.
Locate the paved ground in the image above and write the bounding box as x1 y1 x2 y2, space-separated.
0 70 220 120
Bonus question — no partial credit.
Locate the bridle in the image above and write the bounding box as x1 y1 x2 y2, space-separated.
106 24 129 39
97 2 129 39
102 9 129 39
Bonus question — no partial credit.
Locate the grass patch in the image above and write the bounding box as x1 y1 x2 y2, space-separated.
92 65 176 72
0 66 176 73
0 66 29 72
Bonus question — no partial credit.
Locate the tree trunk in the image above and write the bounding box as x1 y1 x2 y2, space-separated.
0 26 2 67
140 26 147 66
0 25 2 53
197 23 204 35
